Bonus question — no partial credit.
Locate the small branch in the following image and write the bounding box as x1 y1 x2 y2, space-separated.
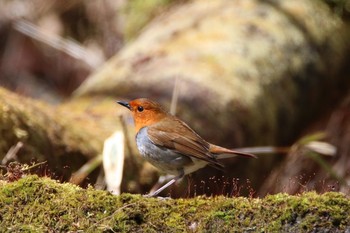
2 142 23 165
170 75 180 115
70 154 103 185
13 19 103 68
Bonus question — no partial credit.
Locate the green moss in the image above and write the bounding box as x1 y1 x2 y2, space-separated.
0 176 349 232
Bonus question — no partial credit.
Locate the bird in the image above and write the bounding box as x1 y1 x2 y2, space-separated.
117 98 256 197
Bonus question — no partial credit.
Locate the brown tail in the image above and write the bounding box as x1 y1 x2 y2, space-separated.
209 144 257 159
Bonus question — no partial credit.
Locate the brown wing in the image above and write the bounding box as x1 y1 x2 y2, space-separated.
147 116 224 170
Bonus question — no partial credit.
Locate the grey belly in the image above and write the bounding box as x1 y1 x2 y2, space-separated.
136 127 192 176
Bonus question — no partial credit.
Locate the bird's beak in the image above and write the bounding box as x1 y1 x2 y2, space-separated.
117 101 131 110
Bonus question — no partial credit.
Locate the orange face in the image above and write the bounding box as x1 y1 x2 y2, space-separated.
118 98 168 132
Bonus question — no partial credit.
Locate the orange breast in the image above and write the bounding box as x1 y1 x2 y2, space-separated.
133 111 167 133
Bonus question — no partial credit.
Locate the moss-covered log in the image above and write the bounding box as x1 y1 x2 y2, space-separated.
0 175 349 232
0 87 120 179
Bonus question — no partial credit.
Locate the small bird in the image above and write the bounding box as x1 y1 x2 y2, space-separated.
117 98 256 197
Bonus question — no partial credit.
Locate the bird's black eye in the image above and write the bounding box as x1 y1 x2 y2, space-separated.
137 106 144 112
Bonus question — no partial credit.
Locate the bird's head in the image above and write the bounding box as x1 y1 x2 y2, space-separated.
117 98 169 132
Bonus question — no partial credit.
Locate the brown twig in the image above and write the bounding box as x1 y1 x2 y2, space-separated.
2 141 23 165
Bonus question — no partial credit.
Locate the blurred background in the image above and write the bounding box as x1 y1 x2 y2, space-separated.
0 0 350 198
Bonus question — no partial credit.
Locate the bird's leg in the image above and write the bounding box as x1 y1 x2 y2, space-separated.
149 174 174 194
144 173 184 197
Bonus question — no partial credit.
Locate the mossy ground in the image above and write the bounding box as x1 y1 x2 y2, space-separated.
0 176 349 232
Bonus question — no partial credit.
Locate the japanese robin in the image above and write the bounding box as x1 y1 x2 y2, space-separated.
117 98 256 196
